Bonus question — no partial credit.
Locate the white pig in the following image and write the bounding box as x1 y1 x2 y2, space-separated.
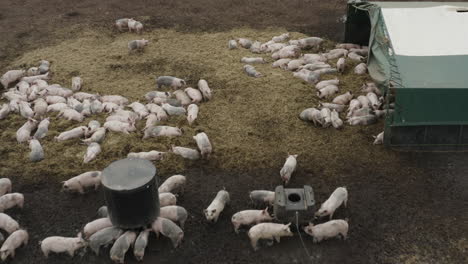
228 39 237 49
33 98 48 118
272 33 289 43
55 126 87 141
0 104 10 120
71 77 82 91
62 171 101 194
0 193 24 212
128 102 149 118
57 108 84 122
29 139 44 162
104 120 136 134
272 58 291 69
133 229 151 261
18 101 34 119
204 190 230 223
249 190 275 206
316 187 348 219
143 125 182 139
115 18 130 31
156 76 186 89
241 57 265 64
162 103 186 116
332 91 353 105
198 79 212 100
248 223 293 251
237 38 252 49
337 58 345 73
357 95 371 108
315 79 339 90
280 154 297 185
299 108 323 126
373 131 384 145
82 127 106 144
16 118 38 143
0 229 28 261
0 213 19 234
127 150 165 161
193 132 212 159
187 104 199 125
348 52 364 62
40 233 86 257
321 108 332 127
354 63 367 75
146 104 168 120
110 231 137 263
184 88 203 103
317 85 339 99
330 109 343 129
151 217 184 248
231 209 273 234
293 70 320 84
159 192 177 207
128 39 149 51
347 115 377 125
158 175 186 194
0 179 12 196
303 220 348 243
367 92 381 110
47 103 68 112
318 102 346 113
287 59 305 71
160 206 188 228
83 142 101 163
84 218 113 238
1 70 25 88
336 43 360 49
89 227 123 255
173 90 191 106
20 72 49 84
171 145 200 160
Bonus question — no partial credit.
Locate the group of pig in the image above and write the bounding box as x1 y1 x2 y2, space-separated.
114 18 150 52
0 61 214 165
40 174 187 263
0 178 29 261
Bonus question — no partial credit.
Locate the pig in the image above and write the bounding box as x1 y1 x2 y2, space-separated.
171 145 200 160
109 231 137 264
313 68 338 76
2 90 26 101
108 109 139 121
204 190 230 223
318 102 346 113
231 209 273 234
104 120 136 134
237 38 252 49
272 33 289 43
160 206 188 228
71 77 82 91
299 62 331 72
228 39 237 49
330 109 343 129
361 82 382 96
83 142 101 163
81 127 103 145
151 217 184 248
55 126 87 141
280 154 297 185
272 58 291 69
8 100 20 113
44 86 73 98
295 37 323 48
29 139 44 162
128 39 149 51
33 98 48 118
293 69 320 84
265 42 287 53
198 79 212 100
85 120 101 136
316 187 348 219
347 106 373 119
57 108 84 122
89 227 123 255
272 45 300 59
367 92 381 110
145 91 171 101
46 95 67 104
248 223 293 251
0 104 10 120
320 108 332 127
317 85 339 99
337 58 345 73
329 48 348 55
354 63 367 75
27 67 39 76
0 213 19 234
62 171 101 194
185 87 203 103
315 79 339 90
348 52 364 62
350 48 369 56
241 57 265 64
97 206 108 218
83 218 113 238
0 178 12 196
38 60 50 74
336 43 360 49
302 53 327 64
193 132 212 159
74 92 99 101
244 65 262 78
133 229 151 261
324 52 347 60
0 229 28 261
143 126 182 139
299 108 323 126
373 131 384 145
332 91 353 105
347 115 377 125
18 101 34 119
249 190 275 206
40 234 86 257
159 175 186 194
347 99 362 116
16 118 38 143
21 72 49 84
115 18 129 31
144 113 159 130
15 80 30 92
134 21 144 34
127 150 165 161
357 95 371 108
0 193 24 212
250 41 262 53
287 59 305 71
100 95 129 105
156 76 186 89
173 90 191 106
187 104 199 125
303 220 348 243
102 102 121 113
90 99 103 114
128 102 149 118
1 70 25 88
159 192 177 207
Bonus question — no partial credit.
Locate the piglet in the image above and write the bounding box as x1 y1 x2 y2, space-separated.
249 190 275 206
158 175 186 194
55 126 87 141
318 102 346 113
332 91 353 105
198 79 212 100
330 109 343 129
299 108 323 126
83 218 113 238
83 143 101 163
228 40 237 49
40 233 86 257
57 108 84 122
0 213 19 234
204 190 230 223
110 231 137 264
0 229 28 261
241 57 265 64
244 65 262 78
321 108 332 127
162 103 186 116
303 219 348 243
373 132 384 145
29 139 44 162
1 70 25 88
71 77 82 91
129 102 149 118
159 193 177 207
171 145 200 160
315 187 348 219
83 127 106 144
151 217 184 248
62 171 101 194
187 104 199 125
280 154 297 185
127 150 165 161
33 118 50 140
115 18 129 31
337 58 345 73
173 90 191 106
133 229 151 261
231 209 273 234
104 120 136 134
89 227 123 255
143 126 182 139
185 88 203 103
193 132 212 159
354 63 367 75
317 85 339 99
156 76 186 89
16 118 38 143
248 223 293 251
0 179 12 196
128 39 149 51
160 206 188 228
316 79 339 90
0 104 10 120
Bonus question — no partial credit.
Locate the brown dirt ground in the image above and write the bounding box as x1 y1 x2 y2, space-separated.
0 1 467 264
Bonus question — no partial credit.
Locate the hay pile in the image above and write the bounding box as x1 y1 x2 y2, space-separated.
0 27 404 184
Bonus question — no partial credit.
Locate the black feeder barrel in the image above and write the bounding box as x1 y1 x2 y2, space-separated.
101 158 159 229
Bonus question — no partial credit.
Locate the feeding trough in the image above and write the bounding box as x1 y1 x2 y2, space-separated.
273 185 315 225
101 158 159 229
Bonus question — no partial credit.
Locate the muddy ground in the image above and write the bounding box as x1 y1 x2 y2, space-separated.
0 0 467 264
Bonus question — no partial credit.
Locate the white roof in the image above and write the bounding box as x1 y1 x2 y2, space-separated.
381 5 468 56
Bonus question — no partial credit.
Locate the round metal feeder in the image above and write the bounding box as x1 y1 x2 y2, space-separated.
101 158 159 229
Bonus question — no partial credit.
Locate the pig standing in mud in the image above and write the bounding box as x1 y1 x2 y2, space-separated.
83 218 113 238
40 233 86 257
0 179 12 196
0 229 28 261
316 187 348 219
193 132 212 159
204 190 230 223
62 171 101 194
248 223 293 251
280 154 298 185
0 193 24 212
249 190 275 206
303 219 349 243
152 217 184 248
158 175 186 194
133 229 151 261
160 206 188 228
231 208 273 234
89 227 123 255
159 193 177 207
110 231 137 263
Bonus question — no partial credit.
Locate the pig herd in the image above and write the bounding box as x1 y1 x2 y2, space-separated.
229 33 388 144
